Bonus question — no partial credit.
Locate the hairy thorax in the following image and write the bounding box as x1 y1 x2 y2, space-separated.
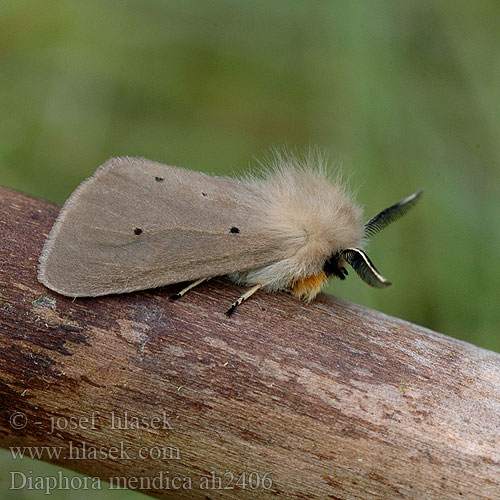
231 163 364 298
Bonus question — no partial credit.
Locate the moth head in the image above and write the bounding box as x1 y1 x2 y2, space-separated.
323 189 423 288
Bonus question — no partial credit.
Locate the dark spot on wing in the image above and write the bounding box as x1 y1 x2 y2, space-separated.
230 226 240 234
155 176 164 182
134 228 143 235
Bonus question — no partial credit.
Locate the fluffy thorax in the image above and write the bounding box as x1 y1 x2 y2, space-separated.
229 153 364 298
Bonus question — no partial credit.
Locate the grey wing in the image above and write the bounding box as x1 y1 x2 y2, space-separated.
38 157 280 297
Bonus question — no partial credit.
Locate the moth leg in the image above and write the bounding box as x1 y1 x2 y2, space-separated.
170 278 207 301
225 284 262 317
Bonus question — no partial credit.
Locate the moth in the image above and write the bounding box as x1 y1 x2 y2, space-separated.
38 153 422 315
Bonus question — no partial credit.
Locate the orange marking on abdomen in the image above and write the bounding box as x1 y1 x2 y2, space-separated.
290 271 328 302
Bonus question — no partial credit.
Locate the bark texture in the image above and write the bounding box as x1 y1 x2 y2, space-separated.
0 185 499 499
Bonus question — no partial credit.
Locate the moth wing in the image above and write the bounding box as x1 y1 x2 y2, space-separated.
38 157 280 297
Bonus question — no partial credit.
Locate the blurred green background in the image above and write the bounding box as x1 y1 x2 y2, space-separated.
1 0 499 498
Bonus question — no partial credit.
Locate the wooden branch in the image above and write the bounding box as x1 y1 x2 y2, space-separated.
1 185 499 499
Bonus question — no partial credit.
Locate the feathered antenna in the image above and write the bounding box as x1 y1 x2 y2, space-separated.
339 189 423 287
341 248 391 288
364 189 424 239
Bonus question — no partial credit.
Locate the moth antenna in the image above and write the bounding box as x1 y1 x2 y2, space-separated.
341 248 391 288
364 189 423 239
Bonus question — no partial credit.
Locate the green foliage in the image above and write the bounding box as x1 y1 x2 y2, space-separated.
1 0 498 350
